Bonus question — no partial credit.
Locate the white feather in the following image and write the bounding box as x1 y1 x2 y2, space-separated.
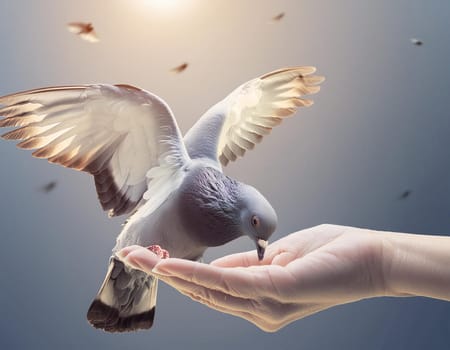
0 84 189 216
184 66 324 167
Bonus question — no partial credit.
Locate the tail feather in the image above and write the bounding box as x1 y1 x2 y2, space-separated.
87 256 158 332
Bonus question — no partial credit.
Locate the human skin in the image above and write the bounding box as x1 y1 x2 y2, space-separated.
117 224 450 332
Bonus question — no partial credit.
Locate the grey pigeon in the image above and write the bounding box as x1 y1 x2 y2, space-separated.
0 66 324 332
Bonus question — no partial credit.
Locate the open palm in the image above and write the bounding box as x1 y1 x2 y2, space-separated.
119 224 387 332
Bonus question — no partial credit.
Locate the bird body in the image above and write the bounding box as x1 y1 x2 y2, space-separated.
88 162 273 332
114 164 244 259
410 38 423 46
170 62 189 73
67 22 99 42
271 12 285 22
0 66 324 332
39 180 57 193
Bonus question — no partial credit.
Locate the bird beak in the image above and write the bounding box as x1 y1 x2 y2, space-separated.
256 239 268 261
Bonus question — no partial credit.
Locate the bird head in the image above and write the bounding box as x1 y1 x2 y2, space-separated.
238 184 277 260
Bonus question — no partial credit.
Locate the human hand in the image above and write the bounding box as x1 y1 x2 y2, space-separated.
118 224 388 332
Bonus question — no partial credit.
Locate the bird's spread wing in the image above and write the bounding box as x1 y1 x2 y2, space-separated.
67 22 85 34
0 84 189 216
183 66 324 167
80 31 99 43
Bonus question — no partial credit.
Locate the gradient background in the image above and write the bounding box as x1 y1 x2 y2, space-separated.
1 0 449 349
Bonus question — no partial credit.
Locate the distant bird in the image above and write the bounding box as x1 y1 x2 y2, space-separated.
399 190 412 200
40 181 57 193
170 62 188 74
410 38 423 46
0 66 324 332
271 12 285 22
67 22 99 43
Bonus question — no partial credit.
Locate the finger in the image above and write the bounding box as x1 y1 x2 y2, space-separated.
192 295 275 332
186 291 268 330
211 242 287 267
198 295 285 333
153 259 239 294
153 258 284 298
173 283 273 331
211 250 267 267
258 303 333 333
158 274 255 312
121 246 162 274
181 277 334 334
211 240 300 268
270 251 298 266
116 245 143 260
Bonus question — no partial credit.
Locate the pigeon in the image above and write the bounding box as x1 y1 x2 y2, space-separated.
271 12 285 22
67 22 99 43
0 66 324 332
39 180 57 193
170 62 189 74
410 38 423 46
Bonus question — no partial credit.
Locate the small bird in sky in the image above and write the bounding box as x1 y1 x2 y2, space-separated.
0 66 323 332
410 38 423 46
271 12 285 22
398 190 412 200
170 62 189 74
39 181 57 193
67 22 99 43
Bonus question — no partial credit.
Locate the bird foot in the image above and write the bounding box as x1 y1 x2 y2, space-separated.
146 245 170 259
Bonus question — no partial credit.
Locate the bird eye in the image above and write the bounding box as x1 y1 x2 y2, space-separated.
251 215 260 227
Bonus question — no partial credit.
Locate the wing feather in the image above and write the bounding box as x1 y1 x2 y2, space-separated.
184 66 324 166
0 84 189 216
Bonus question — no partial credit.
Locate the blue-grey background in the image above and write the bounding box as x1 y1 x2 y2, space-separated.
0 0 449 349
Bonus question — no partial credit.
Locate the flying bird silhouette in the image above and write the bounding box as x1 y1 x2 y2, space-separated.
67 22 99 43
39 180 57 193
170 63 189 74
410 38 423 46
0 66 324 332
398 190 412 200
271 12 285 22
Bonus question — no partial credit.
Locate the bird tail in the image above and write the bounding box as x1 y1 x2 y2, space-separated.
87 256 158 332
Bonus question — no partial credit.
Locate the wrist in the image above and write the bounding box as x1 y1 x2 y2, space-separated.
379 231 450 300
337 226 395 299
360 228 395 298
378 231 407 297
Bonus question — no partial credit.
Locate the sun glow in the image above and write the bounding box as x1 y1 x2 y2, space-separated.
146 0 181 11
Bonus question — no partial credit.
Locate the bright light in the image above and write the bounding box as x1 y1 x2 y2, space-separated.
147 0 181 10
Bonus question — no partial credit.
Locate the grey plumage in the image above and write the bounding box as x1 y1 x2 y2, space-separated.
0 66 324 332
88 162 277 332
87 258 156 332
